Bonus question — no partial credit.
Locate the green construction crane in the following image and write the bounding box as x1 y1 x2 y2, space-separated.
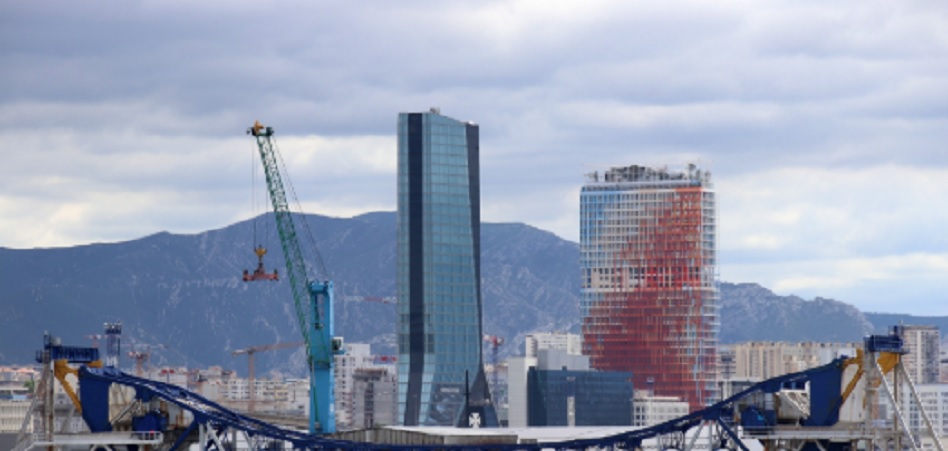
247 120 340 434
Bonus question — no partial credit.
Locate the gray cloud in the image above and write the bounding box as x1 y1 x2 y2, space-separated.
2 0 947 313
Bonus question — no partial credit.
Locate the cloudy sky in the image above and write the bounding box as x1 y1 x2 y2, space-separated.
2 1 946 315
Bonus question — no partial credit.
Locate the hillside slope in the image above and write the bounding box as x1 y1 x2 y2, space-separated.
0 211 928 374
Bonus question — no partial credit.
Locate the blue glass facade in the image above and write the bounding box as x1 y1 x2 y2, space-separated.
396 111 493 426
527 368 633 426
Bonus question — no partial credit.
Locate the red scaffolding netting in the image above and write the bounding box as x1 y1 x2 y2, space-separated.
582 186 716 411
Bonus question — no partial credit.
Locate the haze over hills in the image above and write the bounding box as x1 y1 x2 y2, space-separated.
0 212 939 375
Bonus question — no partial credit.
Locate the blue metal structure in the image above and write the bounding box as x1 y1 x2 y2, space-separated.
64 357 851 450
248 121 338 434
18 331 943 451
35 333 99 364
78 366 331 449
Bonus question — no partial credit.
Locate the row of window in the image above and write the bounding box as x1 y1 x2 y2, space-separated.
397 207 474 221
395 274 477 288
580 212 716 223
397 250 475 262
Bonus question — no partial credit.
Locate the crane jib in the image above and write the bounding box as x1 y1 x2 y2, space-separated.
247 121 338 434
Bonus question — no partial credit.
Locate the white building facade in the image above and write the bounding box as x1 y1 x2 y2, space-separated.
895 325 941 385
733 342 858 380
334 343 397 430
525 333 582 358
632 392 690 427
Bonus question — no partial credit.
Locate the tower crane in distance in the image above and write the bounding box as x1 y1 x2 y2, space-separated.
126 343 165 377
247 120 342 434
233 341 304 412
127 351 148 377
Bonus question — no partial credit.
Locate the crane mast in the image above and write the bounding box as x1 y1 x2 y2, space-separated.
248 121 337 434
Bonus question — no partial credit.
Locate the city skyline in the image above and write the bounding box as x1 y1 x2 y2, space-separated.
1 2 947 316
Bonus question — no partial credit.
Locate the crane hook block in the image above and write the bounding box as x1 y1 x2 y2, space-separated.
243 246 279 282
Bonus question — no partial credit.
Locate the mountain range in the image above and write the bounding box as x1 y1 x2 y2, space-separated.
0 211 942 376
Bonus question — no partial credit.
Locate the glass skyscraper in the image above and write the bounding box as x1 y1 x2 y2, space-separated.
396 109 495 427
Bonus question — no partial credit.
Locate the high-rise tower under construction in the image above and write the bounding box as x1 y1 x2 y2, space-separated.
580 164 719 411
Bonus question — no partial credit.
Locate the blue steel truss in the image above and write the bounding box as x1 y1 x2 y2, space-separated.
75 357 855 451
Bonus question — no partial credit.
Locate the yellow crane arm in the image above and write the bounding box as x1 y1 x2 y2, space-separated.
54 359 83 413
53 359 103 414
839 349 901 407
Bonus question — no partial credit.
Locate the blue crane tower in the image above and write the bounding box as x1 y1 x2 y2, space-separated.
247 120 340 434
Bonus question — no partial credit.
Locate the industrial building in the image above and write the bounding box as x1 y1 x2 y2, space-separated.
579 164 719 411
396 109 495 427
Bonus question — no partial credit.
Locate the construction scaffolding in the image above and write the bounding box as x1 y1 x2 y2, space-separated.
580 164 718 411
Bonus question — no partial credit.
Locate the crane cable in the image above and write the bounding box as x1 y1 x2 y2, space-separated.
270 135 330 281
251 139 258 247
250 140 270 252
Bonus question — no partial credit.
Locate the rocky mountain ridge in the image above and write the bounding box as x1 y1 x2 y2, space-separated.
0 211 938 375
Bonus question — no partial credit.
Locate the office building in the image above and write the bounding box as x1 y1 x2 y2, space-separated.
506 355 537 428
941 349 948 384
632 392 690 427
335 343 397 430
877 383 948 447
526 366 633 426
352 368 398 429
0 383 30 433
894 325 941 384
580 164 718 411
525 332 583 358
508 348 631 427
396 109 495 426
732 341 858 381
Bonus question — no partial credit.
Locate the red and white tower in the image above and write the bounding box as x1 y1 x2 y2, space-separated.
580 164 718 411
